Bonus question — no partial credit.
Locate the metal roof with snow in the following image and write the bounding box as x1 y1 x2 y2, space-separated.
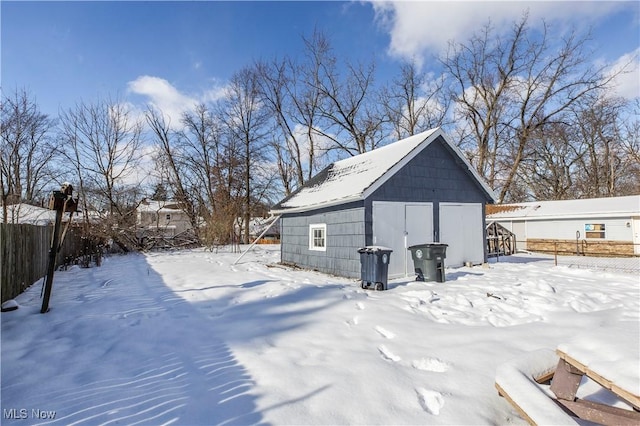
270 128 496 214
487 195 640 221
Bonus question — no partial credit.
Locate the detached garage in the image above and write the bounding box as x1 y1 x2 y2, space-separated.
270 128 496 279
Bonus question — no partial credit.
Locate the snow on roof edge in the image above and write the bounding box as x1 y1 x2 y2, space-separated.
271 128 496 215
270 195 362 215
271 130 437 214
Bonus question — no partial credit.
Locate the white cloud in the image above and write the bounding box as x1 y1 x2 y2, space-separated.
127 76 197 126
606 48 640 100
202 84 228 104
368 1 625 63
127 76 229 129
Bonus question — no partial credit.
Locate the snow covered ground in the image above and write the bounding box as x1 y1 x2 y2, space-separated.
2 245 638 425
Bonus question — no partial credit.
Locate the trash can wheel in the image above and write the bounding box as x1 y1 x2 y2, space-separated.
361 281 367 289
375 282 384 291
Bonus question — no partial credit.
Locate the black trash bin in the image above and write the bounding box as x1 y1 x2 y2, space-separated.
408 243 448 282
357 246 393 291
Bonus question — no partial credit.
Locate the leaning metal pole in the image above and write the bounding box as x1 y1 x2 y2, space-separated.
233 215 282 265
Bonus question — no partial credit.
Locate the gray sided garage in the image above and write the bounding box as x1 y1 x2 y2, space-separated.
270 128 496 279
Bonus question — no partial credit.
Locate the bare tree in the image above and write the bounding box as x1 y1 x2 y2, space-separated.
621 99 640 163
220 66 271 244
443 14 624 202
1 89 59 222
145 106 200 235
58 98 143 247
255 58 294 196
442 21 511 189
147 103 246 247
515 93 640 200
381 61 450 139
303 30 384 156
571 96 639 197
180 104 222 222
616 98 640 195
212 132 245 247
255 55 326 194
519 122 582 200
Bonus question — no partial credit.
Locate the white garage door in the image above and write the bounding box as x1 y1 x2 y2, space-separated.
373 202 433 278
439 203 484 267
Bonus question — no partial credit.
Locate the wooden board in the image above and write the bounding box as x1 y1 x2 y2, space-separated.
534 370 555 385
495 382 536 426
556 398 640 426
556 349 640 410
550 359 583 401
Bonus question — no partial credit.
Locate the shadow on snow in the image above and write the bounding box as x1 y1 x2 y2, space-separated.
1 254 269 426
2 251 345 425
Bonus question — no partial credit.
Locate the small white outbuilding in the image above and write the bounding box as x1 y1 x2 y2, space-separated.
487 195 640 256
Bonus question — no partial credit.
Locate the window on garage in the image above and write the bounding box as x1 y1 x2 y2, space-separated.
309 223 327 251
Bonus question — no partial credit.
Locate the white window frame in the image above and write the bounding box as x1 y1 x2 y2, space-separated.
309 223 327 251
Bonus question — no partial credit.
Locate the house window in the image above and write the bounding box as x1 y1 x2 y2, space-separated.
585 223 605 239
309 224 327 251
166 214 171 221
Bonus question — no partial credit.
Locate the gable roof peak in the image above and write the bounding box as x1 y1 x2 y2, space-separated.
270 128 495 214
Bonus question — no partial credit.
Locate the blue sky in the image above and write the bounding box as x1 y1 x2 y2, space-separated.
2 1 639 120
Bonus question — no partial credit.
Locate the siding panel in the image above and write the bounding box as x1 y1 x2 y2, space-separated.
281 204 365 278
369 136 491 205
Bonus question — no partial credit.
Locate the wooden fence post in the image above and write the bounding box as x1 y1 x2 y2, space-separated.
40 185 77 313
40 207 63 313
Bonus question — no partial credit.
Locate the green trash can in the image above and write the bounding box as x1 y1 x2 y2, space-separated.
357 246 393 291
408 243 448 282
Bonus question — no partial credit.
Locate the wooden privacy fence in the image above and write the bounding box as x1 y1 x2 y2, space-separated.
1 223 87 304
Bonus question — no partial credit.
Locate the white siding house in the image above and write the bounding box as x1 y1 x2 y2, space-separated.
136 199 192 237
487 195 640 256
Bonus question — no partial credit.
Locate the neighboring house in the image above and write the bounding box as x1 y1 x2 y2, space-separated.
270 128 497 279
136 199 192 237
486 195 640 257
